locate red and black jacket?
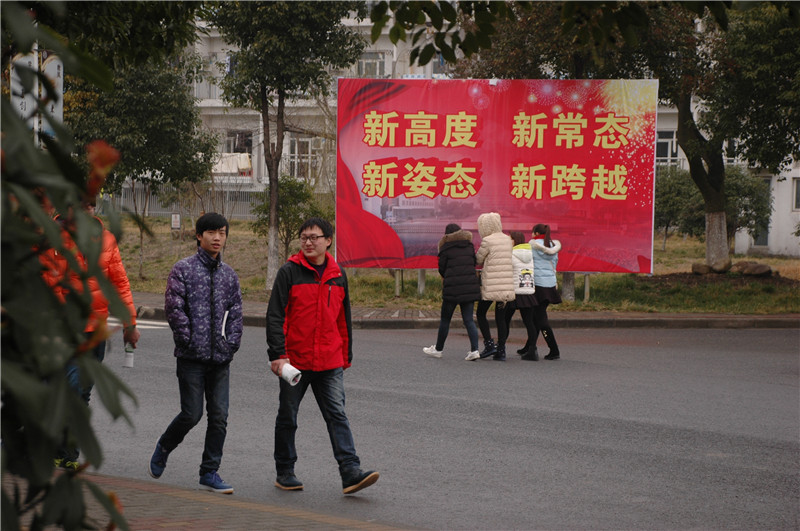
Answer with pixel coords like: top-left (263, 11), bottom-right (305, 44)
top-left (266, 251), bottom-right (352, 371)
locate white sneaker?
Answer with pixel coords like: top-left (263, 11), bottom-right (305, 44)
top-left (423, 345), bottom-right (442, 358)
top-left (465, 350), bottom-right (480, 361)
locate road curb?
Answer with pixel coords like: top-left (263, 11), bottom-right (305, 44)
top-left (142, 307), bottom-right (798, 330)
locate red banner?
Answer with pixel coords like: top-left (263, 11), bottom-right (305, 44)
top-left (336, 79), bottom-right (658, 273)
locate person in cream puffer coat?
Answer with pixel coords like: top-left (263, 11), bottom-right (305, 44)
top-left (475, 212), bottom-right (515, 360)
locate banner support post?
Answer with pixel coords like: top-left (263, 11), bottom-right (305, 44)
top-left (394, 270), bottom-right (401, 297)
top-left (562, 272), bottom-right (575, 302)
top-left (584, 273), bottom-right (592, 303)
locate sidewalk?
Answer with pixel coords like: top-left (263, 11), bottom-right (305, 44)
top-left (132, 291), bottom-right (800, 329)
top-left (2, 472), bottom-right (400, 531)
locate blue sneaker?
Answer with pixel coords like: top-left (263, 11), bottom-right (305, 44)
top-left (148, 443), bottom-right (169, 479)
top-left (199, 471), bottom-right (234, 494)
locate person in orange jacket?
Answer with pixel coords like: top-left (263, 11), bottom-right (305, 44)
top-left (41, 200), bottom-right (140, 469)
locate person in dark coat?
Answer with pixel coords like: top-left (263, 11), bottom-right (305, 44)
top-left (423, 223), bottom-right (482, 361)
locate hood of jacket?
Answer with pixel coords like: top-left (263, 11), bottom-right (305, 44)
top-left (438, 229), bottom-right (473, 252)
top-left (477, 212), bottom-right (502, 238)
top-left (530, 239), bottom-right (562, 254)
top-left (512, 243), bottom-right (533, 262)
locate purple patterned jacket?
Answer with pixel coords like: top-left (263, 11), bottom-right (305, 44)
top-left (165, 247), bottom-right (243, 364)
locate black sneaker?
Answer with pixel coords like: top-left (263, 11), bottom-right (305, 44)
top-left (342, 468), bottom-right (379, 494)
top-left (479, 340), bottom-right (497, 359)
top-left (521, 347), bottom-right (539, 361)
top-left (544, 352), bottom-right (560, 360)
top-left (275, 473), bottom-right (304, 491)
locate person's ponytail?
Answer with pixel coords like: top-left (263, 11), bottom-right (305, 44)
top-left (532, 223), bottom-right (553, 248)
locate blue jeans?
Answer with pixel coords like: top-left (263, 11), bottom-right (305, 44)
top-left (66, 337), bottom-right (106, 403)
top-left (159, 358), bottom-right (230, 476)
top-left (274, 367), bottom-right (360, 475)
top-left (59, 336), bottom-right (106, 461)
top-left (435, 300), bottom-right (479, 351)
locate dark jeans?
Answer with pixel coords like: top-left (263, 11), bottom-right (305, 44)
top-left (159, 358), bottom-right (230, 476)
top-left (274, 367), bottom-right (360, 475)
top-left (59, 336), bottom-right (106, 461)
top-left (435, 300), bottom-right (479, 351)
top-left (505, 301), bottom-right (538, 347)
top-left (476, 300), bottom-right (509, 346)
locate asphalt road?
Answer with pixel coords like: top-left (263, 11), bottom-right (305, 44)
top-left (91, 322), bottom-right (799, 529)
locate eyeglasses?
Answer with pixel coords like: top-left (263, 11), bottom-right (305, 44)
top-left (299, 234), bottom-right (325, 243)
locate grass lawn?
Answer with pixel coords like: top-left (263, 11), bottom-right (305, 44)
top-left (117, 218), bottom-right (799, 315)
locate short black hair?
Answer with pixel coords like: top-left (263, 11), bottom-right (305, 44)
top-left (299, 217), bottom-right (333, 249)
top-left (196, 212), bottom-right (229, 246)
top-left (445, 223), bottom-right (461, 234)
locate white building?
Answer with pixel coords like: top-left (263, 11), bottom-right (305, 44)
top-left (656, 104), bottom-right (800, 257)
top-left (174, 15), bottom-right (800, 256)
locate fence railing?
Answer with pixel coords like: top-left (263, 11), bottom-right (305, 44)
top-left (100, 183), bottom-right (262, 221)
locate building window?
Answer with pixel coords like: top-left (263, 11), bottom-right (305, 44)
top-left (195, 52), bottom-right (221, 100)
top-left (287, 135), bottom-right (326, 182)
top-left (224, 131), bottom-right (252, 154)
top-left (357, 51), bottom-right (386, 78)
top-left (656, 130), bottom-right (679, 166)
top-left (794, 178), bottom-right (800, 211)
top-left (432, 52), bottom-right (450, 76)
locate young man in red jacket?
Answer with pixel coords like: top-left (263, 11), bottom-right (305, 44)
top-left (266, 217), bottom-right (379, 495)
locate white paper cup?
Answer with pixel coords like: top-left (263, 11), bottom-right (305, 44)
top-left (280, 363), bottom-right (302, 386)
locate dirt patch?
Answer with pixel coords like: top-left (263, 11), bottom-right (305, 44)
top-left (639, 272), bottom-right (800, 289)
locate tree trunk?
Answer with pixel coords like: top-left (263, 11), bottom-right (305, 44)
top-left (262, 87), bottom-right (286, 295)
top-left (705, 212), bottom-right (730, 271)
top-left (674, 91), bottom-right (729, 268)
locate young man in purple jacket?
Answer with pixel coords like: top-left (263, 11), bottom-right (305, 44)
top-left (149, 213), bottom-right (243, 494)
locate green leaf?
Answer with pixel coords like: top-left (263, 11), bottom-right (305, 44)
top-left (63, 377), bottom-right (104, 467)
top-left (41, 473), bottom-right (86, 529)
top-left (81, 356), bottom-right (137, 425)
top-left (440, 42), bottom-right (456, 64)
top-left (440, 1), bottom-right (458, 22)
top-left (370, 1), bottom-right (388, 22)
top-left (1, 2), bottom-right (38, 52)
top-left (86, 482), bottom-right (130, 531)
top-left (1, 490), bottom-right (21, 531)
top-left (421, 2), bottom-right (443, 30)
top-left (418, 43), bottom-right (436, 66)
top-left (5, 185), bottom-right (64, 254)
top-left (409, 46), bottom-right (420, 65)
top-left (371, 14), bottom-right (389, 42)
top-left (0, 361), bottom-right (51, 421)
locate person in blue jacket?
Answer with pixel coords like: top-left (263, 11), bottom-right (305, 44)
top-left (529, 223), bottom-right (562, 360)
top-left (149, 212), bottom-right (243, 494)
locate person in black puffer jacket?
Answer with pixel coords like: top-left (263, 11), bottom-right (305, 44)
top-left (423, 223), bottom-right (482, 361)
